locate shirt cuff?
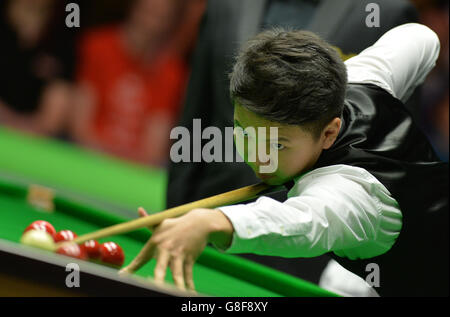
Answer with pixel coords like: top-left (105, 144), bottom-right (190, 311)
top-left (215, 203), bottom-right (260, 254)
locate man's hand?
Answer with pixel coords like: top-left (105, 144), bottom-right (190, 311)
top-left (119, 207), bottom-right (234, 291)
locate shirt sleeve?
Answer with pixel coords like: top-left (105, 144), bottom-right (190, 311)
top-left (345, 23), bottom-right (440, 103)
top-left (217, 165), bottom-right (403, 260)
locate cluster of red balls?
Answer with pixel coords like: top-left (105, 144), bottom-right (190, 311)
top-left (22, 220), bottom-right (125, 268)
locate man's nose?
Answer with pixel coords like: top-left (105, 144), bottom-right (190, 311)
top-left (255, 155), bottom-right (270, 167)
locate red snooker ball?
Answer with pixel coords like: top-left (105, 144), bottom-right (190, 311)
top-left (100, 242), bottom-right (125, 267)
top-left (24, 220), bottom-right (56, 237)
top-left (81, 240), bottom-right (101, 259)
top-left (54, 230), bottom-right (77, 243)
top-left (56, 243), bottom-right (87, 260)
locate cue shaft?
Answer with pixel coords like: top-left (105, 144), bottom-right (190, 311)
top-left (65, 182), bottom-right (271, 247)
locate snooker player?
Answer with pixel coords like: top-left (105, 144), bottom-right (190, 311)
top-left (120, 23), bottom-right (448, 296)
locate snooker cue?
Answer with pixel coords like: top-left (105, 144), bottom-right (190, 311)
top-left (59, 182), bottom-right (272, 249)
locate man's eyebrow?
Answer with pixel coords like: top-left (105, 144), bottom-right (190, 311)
top-left (234, 120), bottom-right (289, 142)
top-left (269, 136), bottom-right (290, 143)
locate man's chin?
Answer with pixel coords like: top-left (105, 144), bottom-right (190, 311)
top-left (263, 179), bottom-right (284, 186)
top-left (255, 172), bottom-right (293, 186)
top-left (257, 176), bottom-right (284, 186)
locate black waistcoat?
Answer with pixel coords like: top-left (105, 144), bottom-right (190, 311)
top-left (314, 83), bottom-right (449, 296)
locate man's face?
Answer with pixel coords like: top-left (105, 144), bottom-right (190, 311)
top-left (234, 104), bottom-right (326, 185)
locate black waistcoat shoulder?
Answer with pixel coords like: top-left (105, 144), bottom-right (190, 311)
top-left (314, 83), bottom-right (449, 296)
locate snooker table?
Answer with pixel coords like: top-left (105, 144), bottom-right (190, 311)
top-left (0, 126), bottom-right (166, 214)
top-left (0, 127), bottom-right (337, 297)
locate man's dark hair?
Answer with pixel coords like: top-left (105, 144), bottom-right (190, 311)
top-left (230, 28), bottom-right (348, 139)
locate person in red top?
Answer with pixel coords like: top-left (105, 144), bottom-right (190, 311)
top-left (71, 0), bottom-right (197, 166)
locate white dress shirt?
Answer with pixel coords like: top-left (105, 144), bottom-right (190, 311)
top-left (217, 24), bottom-right (440, 261)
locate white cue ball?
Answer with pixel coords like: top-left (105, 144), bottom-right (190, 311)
top-left (20, 229), bottom-right (56, 251)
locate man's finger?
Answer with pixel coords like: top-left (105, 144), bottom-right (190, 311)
top-left (184, 258), bottom-right (196, 292)
top-left (119, 238), bottom-right (154, 275)
top-left (154, 248), bottom-right (170, 284)
top-left (138, 207), bottom-right (156, 231)
top-left (138, 207), bottom-right (148, 217)
top-left (170, 256), bottom-right (186, 291)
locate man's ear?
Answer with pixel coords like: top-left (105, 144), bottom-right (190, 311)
top-left (322, 117), bottom-right (341, 150)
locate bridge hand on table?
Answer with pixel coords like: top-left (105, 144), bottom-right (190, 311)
top-left (119, 207), bottom-right (221, 291)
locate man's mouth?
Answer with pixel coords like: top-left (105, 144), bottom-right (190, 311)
top-left (256, 173), bottom-right (274, 180)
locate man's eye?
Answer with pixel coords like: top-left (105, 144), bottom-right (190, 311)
top-left (271, 143), bottom-right (285, 150)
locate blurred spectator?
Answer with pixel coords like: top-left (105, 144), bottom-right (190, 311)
top-left (70, 0), bottom-right (205, 166)
top-left (0, 0), bottom-right (77, 136)
top-left (411, 0), bottom-right (449, 161)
